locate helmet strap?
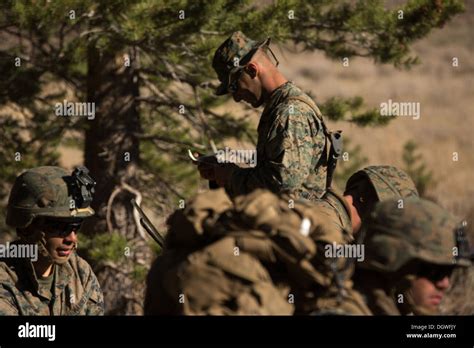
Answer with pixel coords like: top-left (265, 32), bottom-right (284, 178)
top-left (38, 234), bottom-right (55, 264)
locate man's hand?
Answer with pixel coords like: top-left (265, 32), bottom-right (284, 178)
top-left (197, 162), bottom-right (216, 181)
top-left (191, 151), bottom-right (238, 188)
top-left (214, 163), bottom-right (238, 187)
top-left (192, 153), bottom-right (218, 181)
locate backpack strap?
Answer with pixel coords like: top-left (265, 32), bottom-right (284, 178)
top-left (286, 96), bottom-right (330, 136)
top-left (286, 95), bottom-right (343, 190)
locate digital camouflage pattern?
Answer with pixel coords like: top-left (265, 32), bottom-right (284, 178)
top-left (6, 166), bottom-right (94, 229)
top-left (292, 165), bottom-right (419, 314)
top-left (212, 31), bottom-right (269, 96)
top-left (212, 32), bottom-right (329, 200)
top-left (0, 249), bottom-right (104, 315)
top-left (346, 165), bottom-right (419, 203)
top-left (360, 198), bottom-right (471, 273)
top-left (225, 81), bottom-right (328, 200)
top-left (354, 198), bottom-right (471, 315)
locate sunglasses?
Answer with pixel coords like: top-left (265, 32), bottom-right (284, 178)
top-left (40, 218), bottom-right (83, 237)
top-left (227, 45), bottom-right (280, 94)
top-left (227, 68), bottom-right (244, 94)
top-left (416, 264), bottom-right (455, 282)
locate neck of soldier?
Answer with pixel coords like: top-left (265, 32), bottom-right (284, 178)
top-left (261, 69), bottom-right (288, 103)
top-left (34, 256), bottom-right (54, 278)
top-left (344, 195), bottom-right (362, 234)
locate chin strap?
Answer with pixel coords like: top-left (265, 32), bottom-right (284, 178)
top-left (37, 233), bottom-right (55, 264)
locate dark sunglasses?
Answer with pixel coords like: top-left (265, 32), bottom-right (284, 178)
top-left (227, 45), bottom-right (280, 94)
top-left (40, 218), bottom-right (83, 236)
top-left (416, 264), bottom-right (455, 282)
top-left (227, 68), bottom-right (244, 94)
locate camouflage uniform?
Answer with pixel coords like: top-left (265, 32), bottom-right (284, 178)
top-left (354, 198), bottom-right (471, 315)
top-left (212, 31), bottom-right (329, 200)
top-left (0, 249), bottom-right (104, 315)
top-left (0, 166), bottom-right (104, 315)
top-left (295, 165), bottom-right (419, 314)
top-left (440, 207), bottom-right (474, 315)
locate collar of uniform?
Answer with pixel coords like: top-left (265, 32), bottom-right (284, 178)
top-left (52, 254), bottom-right (74, 295)
top-left (262, 81), bottom-right (293, 115)
top-left (23, 254), bottom-right (74, 300)
top-left (323, 188), bottom-right (353, 240)
top-left (257, 81), bottom-right (294, 138)
top-left (22, 258), bottom-right (51, 299)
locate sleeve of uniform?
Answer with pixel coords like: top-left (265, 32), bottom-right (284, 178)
top-left (226, 103), bottom-right (325, 196)
top-left (0, 264), bottom-right (20, 315)
top-left (0, 287), bottom-right (19, 315)
top-left (76, 256), bottom-right (105, 316)
top-left (84, 267), bottom-right (105, 315)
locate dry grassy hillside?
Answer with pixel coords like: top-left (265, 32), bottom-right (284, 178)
top-left (288, 10), bottom-right (473, 216)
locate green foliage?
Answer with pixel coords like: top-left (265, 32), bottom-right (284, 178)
top-left (402, 140), bottom-right (436, 197)
top-left (132, 264), bottom-right (149, 282)
top-left (78, 232), bottom-right (128, 264)
top-left (334, 138), bottom-right (368, 190)
top-left (287, 0), bottom-right (464, 68)
top-left (320, 96), bottom-right (389, 127)
top-left (149, 239), bottom-right (163, 257)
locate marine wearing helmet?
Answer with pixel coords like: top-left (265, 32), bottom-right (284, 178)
top-left (354, 198), bottom-right (471, 315)
top-left (0, 166), bottom-right (104, 315)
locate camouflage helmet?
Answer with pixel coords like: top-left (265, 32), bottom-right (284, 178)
top-left (345, 165), bottom-right (419, 202)
top-left (359, 198), bottom-right (471, 273)
top-left (6, 166), bottom-right (95, 228)
top-left (212, 31), bottom-right (270, 96)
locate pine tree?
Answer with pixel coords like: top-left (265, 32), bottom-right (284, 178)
top-left (402, 140), bottom-right (436, 197)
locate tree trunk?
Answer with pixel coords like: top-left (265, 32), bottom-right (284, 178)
top-left (85, 44), bottom-right (150, 315)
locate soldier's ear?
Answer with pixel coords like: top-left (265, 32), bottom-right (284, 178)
top-left (245, 63), bottom-right (258, 79)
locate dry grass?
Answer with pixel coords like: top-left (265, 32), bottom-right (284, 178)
top-left (277, 4), bottom-right (474, 217)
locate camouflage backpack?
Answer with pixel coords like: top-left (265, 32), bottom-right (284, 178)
top-left (165, 188), bottom-right (337, 288)
top-left (162, 188), bottom-right (365, 315)
top-left (145, 236), bottom-right (293, 315)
